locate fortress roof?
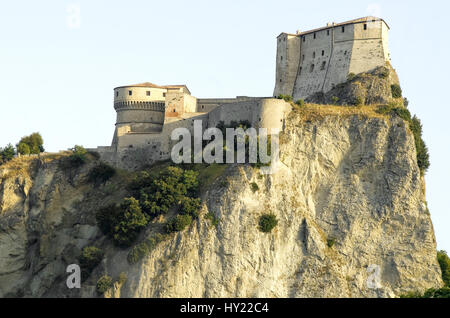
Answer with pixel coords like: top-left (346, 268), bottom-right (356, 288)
top-left (278, 16), bottom-right (389, 38)
top-left (114, 82), bottom-right (191, 94)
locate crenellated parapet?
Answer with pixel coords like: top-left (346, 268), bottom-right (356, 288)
top-left (114, 101), bottom-right (165, 112)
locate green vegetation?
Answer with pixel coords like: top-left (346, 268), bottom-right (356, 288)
top-left (347, 73), bottom-right (356, 81)
top-left (205, 212), bottom-right (219, 228)
top-left (96, 275), bottom-right (113, 294)
top-left (88, 162), bottom-right (116, 185)
top-left (331, 96), bottom-right (339, 105)
top-left (250, 182), bottom-right (259, 193)
top-left (376, 104), bottom-right (430, 174)
top-left (354, 96), bottom-right (364, 106)
top-left (127, 234), bottom-right (166, 264)
top-left (66, 145), bottom-right (88, 168)
top-left (258, 214), bottom-right (278, 233)
top-left (165, 214), bottom-right (193, 233)
top-left (0, 144), bottom-right (15, 165)
top-left (295, 99), bottom-right (305, 107)
top-left (277, 94), bottom-right (293, 102)
top-left (327, 237), bottom-right (336, 248)
top-left (401, 250), bottom-right (450, 298)
top-left (79, 246), bottom-right (104, 280)
top-left (96, 197), bottom-right (148, 247)
top-left (391, 84), bottom-right (402, 98)
top-left (16, 132), bottom-right (44, 155)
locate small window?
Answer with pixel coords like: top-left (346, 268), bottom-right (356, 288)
top-left (202, 105), bottom-right (205, 109)
top-left (314, 32), bottom-right (316, 39)
top-left (303, 36), bottom-right (305, 42)
top-left (327, 29), bottom-right (330, 36)
top-left (313, 52), bottom-right (315, 58)
top-left (173, 109), bottom-right (176, 112)
top-left (146, 91), bottom-right (151, 96)
top-left (128, 90), bottom-right (132, 96)
top-left (163, 93), bottom-right (166, 97)
top-left (116, 91), bottom-right (118, 97)
top-left (322, 50), bottom-right (325, 56)
top-left (321, 61), bottom-right (326, 70)
top-left (280, 56), bottom-right (283, 61)
top-left (299, 67), bottom-right (302, 75)
top-left (302, 54), bottom-right (305, 62)
top-left (280, 79), bottom-right (282, 83)
top-left (364, 24), bottom-right (367, 30)
top-left (342, 26), bottom-right (345, 33)
top-left (310, 64), bottom-right (314, 72)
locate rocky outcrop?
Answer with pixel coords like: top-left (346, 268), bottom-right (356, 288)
top-left (0, 106), bottom-right (443, 298)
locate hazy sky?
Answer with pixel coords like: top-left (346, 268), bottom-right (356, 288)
top-left (1, 0), bottom-right (449, 251)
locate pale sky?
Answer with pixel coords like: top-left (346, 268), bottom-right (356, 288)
top-left (0, 0), bottom-right (449, 251)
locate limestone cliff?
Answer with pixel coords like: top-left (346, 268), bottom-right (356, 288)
top-left (0, 105), bottom-right (443, 298)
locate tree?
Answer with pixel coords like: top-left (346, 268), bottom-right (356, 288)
top-left (17, 132), bottom-right (44, 155)
top-left (437, 250), bottom-right (450, 287)
top-left (1, 144), bottom-right (15, 163)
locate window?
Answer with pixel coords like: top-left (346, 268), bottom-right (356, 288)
top-left (281, 56), bottom-right (283, 61)
top-left (128, 90), bottom-right (132, 96)
top-left (321, 61), bottom-right (326, 70)
top-left (327, 29), bottom-right (330, 36)
top-left (299, 67), bottom-right (302, 75)
top-left (173, 109), bottom-right (176, 112)
top-left (322, 50), bottom-right (325, 56)
top-left (314, 32), bottom-right (316, 39)
top-left (280, 79), bottom-right (282, 83)
top-left (310, 64), bottom-right (314, 72)
top-left (303, 36), bottom-right (305, 42)
top-left (313, 52), bottom-right (315, 58)
top-left (116, 91), bottom-right (118, 97)
top-left (364, 23), bottom-right (367, 30)
top-left (146, 91), bottom-right (151, 96)
top-left (342, 26), bottom-right (345, 33)
top-left (302, 54), bottom-right (305, 62)
top-left (163, 93), bottom-right (166, 97)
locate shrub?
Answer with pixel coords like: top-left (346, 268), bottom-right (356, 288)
top-left (79, 246), bottom-right (104, 273)
top-left (327, 237), bottom-right (336, 248)
top-left (354, 96), bottom-right (364, 106)
top-left (250, 182), bottom-right (259, 193)
top-left (96, 275), bottom-right (113, 294)
top-left (180, 197), bottom-right (202, 218)
top-left (127, 242), bottom-right (149, 264)
top-left (391, 84), bottom-right (402, 98)
top-left (258, 214), bottom-right (278, 233)
top-left (347, 73), bottom-right (356, 81)
top-left (278, 94), bottom-right (293, 102)
top-left (96, 197), bottom-right (148, 247)
top-left (205, 212), bottom-right (219, 228)
top-left (0, 144), bottom-right (15, 163)
top-left (165, 214), bottom-right (192, 233)
top-left (88, 162), bottom-right (116, 184)
top-left (410, 116), bottom-right (430, 174)
top-left (331, 96), bottom-right (339, 105)
top-left (67, 145), bottom-right (88, 168)
top-left (438, 250), bottom-right (450, 287)
top-left (16, 132), bottom-right (44, 155)
top-left (295, 99), bottom-right (305, 107)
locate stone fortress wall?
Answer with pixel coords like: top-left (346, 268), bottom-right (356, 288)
top-left (273, 17), bottom-right (391, 100)
top-left (91, 16), bottom-right (390, 170)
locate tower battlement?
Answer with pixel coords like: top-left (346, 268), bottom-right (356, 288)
top-left (273, 16), bottom-right (391, 100)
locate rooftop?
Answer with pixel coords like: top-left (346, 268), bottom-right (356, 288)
top-left (278, 16), bottom-right (389, 38)
top-left (114, 82), bottom-right (191, 94)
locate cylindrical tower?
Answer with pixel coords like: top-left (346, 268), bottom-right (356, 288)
top-left (113, 83), bottom-right (167, 136)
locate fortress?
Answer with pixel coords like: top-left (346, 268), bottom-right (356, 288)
top-left (92, 16), bottom-right (391, 170)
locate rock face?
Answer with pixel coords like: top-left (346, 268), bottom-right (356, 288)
top-left (0, 107), bottom-right (443, 298)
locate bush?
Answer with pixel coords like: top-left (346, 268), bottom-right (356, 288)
top-left (96, 197), bottom-right (148, 247)
top-left (347, 73), bottom-right (356, 81)
top-left (16, 132), bottom-right (44, 155)
top-left (67, 145), bottom-right (88, 168)
top-left (250, 182), bottom-right (259, 193)
top-left (96, 275), bottom-right (113, 294)
top-left (79, 246), bottom-right (104, 273)
top-left (278, 94), bottom-right (293, 102)
top-left (327, 237), bottom-right (336, 248)
top-left (410, 116), bottom-right (430, 173)
top-left (180, 197), bottom-right (202, 218)
top-left (331, 96), bottom-right (339, 105)
top-left (127, 242), bottom-right (149, 264)
top-left (438, 250), bottom-right (450, 287)
top-left (295, 99), bottom-right (305, 107)
top-left (89, 162), bottom-right (116, 184)
top-left (258, 214), bottom-right (278, 233)
top-left (0, 144), bottom-right (15, 164)
top-left (205, 212), bottom-right (219, 228)
top-left (165, 214), bottom-right (192, 233)
top-left (391, 84), bottom-right (402, 98)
